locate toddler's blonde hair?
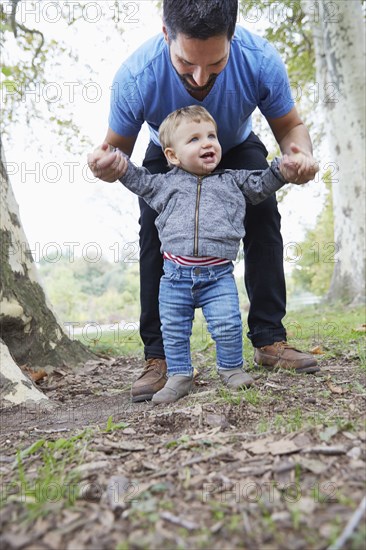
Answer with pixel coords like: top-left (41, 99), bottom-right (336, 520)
top-left (159, 106), bottom-right (217, 150)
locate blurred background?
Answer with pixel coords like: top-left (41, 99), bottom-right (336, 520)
top-left (1, 0), bottom-right (364, 331)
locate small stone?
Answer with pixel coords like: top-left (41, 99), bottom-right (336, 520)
top-left (122, 428), bottom-right (136, 435)
top-left (347, 447), bottom-right (362, 459)
top-left (271, 511), bottom-right (291, 522)
top-left (349, 459), bottom-right (366, 469)
top-left (295, 497), bottom-right (316, 514)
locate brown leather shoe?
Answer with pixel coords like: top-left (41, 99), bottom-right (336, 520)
top-left (254, 341), bottom-right (320, 374)
top-left (131, 358), bottom-right (168, 402)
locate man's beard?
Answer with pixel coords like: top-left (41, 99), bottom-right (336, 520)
top-left (178, 73), bottom-right (218, 93)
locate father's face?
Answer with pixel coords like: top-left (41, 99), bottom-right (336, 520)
top-left (163, 28), bottom-right (231, 91)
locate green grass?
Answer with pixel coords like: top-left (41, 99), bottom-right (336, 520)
top-left (2, 430), bottom-right (94, 521)
top-left (283, 304), bottom-right (365, 359)
top-left (78, 304), bottom-right (365, 367)
top-left (104, 415), bottom-right (129, 433)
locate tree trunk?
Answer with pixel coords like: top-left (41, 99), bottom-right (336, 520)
top-left (0, 138), bottom-right (94, 407)
top-left (304, 0), bottom-right (366, 304)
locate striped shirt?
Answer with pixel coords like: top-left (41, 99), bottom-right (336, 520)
top-left (163, 252), bottom-right (230, 267)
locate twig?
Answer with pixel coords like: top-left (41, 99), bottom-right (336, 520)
top-left (160, 511), bottom-right (199, 531)
top-left (303, 446), bottom-right (347, 455)
top-left (328, 495), bottom-right (366, 550)
top-left (148, 449), bottom-right (229, 478)
top-left (33, 427), bottom-right (70, 434)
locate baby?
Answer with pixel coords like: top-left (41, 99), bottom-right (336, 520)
top-left (113, 106), bottom-right (304, 404)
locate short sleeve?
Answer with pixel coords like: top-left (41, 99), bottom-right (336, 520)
top-left (108, 65), bottom-right (144, 137)
top-left (257, 42), bottom-right (294, 119)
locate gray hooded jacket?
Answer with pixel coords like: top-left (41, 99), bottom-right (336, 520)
top-left (120, 158), bottom-right (287, 260)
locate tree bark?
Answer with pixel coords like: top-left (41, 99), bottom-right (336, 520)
top-left (0, 138), bottom-right (94, 407)
top-left (304, 0), bottom-right (366, 304)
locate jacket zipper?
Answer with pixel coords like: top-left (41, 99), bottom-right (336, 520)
top-left (194, 176), bottom-right (203, 256)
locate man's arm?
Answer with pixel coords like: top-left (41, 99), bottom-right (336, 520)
top-left (267, 107), bottom-right (318, 183)
top-left (87, 128), bottom-right (138, 183)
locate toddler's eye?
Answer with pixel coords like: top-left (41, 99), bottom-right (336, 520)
top-left (189, 137), bottom-right (199, 142)
top-left (208, 134), bottom-right (217, 139)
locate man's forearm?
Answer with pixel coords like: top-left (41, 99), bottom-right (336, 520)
top-left (279, 123), bottom-right (313, 156)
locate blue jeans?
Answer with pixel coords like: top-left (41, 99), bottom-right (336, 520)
top-left (159, 260), bottom-right (243, 376)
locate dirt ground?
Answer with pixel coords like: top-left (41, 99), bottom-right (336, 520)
top-left (1, 353), bottom-right (365, 550)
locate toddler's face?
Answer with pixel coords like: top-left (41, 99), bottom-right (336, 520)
top-left (166, 118), bottom-right (222, 175)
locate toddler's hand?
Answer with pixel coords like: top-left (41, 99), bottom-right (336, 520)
top-left (280, 143), bottom-right (319, 184)
top-left (87, 143), bottom-right (128, 182)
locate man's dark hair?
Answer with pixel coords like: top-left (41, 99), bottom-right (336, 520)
top-left (163, 0), bottom-right (238, 41)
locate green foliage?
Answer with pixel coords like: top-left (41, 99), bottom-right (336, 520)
top-left (1, 0), bottom-right (92, 149)
top-left (238, 1), bottom-right (323, 153)
top-left (289, 173), bottom-right (334, 296)
top-left (104, 416), bottom-right (129, 433)
top-left (240, 0), bottom-right (315, 88)
top-left (8, 431), bottom-right (92, 520)
top-left (38, 254), bottom-right (140, 324)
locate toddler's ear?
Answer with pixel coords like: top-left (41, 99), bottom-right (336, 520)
top-left (164, 147), bottom-right (180, 167)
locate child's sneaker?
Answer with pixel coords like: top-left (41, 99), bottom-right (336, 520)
top-left (218, 368), bottom-right (254, 389)
top-left (152, 374), bottom-right (193, 404)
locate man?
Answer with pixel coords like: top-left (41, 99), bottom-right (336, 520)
top-left (88, 0), bottom-right (319, 403)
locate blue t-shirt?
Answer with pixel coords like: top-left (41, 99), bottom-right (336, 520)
top-left (109, 26), bottom-right (294, 154)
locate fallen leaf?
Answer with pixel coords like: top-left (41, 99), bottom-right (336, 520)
top-left (243, 437), bottom-right (300, 456)
top-left (71, 460), bottom-right (110, 478)
top-left (43, 531), bottom-right (63, 550)
top-left (273, 458), bottom-right (295, 483)
top-left (22, 366), bottom-right (48, 382)
top-left (116, 441), bottom-right (145, 452)
top-left (205, 413), bottom-right (229, 428)
top-left (0, 534), bottom-right (33, 549)
top-left (31, 369), bottom-right (48, 382)
top-left (160, 511), bottom-right (199, 531)
top-left (271, 511), bottom-right (291, 522)
top-left (326, 381), bottom-right (348, 394)
top-left (291, 433), bottom-right (312, 448)
top-left (98, 509), bottom-right (115, 529)
top-left (105, 476), bottom-right (131, 511)
top-left (293, 496), bottom-right (316, 514)
top-left (349, 459), bottom-right (366, 469)
top-left (319, 425), bottom-right (338, 442)
top-left (352, 324), bottom-right (366, 333)
top-left (141, 461), bottom-right (160, 471)
top-left (310, 345), bottom-right (324, 355)
top-left (346, 447), bottom-right (362, 459)
top-left (122, 428), bottom-right (136, 435)
top-left (295, 456), bottom-right (328, 474)
top-left (210, 520), bottom-right (224, 533)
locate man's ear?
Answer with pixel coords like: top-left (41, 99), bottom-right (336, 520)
top-left (164, 147), bottom-right (180, 167)
top-left (162, 25), bottom-right (169, 43)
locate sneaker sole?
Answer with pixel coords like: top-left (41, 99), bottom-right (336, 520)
top-left (253, 362), bottom-right (320, 374)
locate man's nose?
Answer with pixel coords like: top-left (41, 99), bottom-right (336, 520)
top-left (192, 67), bottom-right (210, 86)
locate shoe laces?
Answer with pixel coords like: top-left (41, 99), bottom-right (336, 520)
top-left (142, 358), bottom-right (164, 373)
top-left (273, 341), bottom-right (293, 350)
top-left (272, 341), bottom-right (301, 353)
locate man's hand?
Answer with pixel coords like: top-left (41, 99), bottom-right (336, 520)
top-left (281, 143), bottom-right (319, 184)
top-left (87, 142), bottom-right (128, 182)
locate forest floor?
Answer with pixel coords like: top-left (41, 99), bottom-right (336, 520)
top-left (1, 306), bottom-right (365, 550)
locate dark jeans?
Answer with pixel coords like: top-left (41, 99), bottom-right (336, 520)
top-left (138, 132), bottom-right (287, 359)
